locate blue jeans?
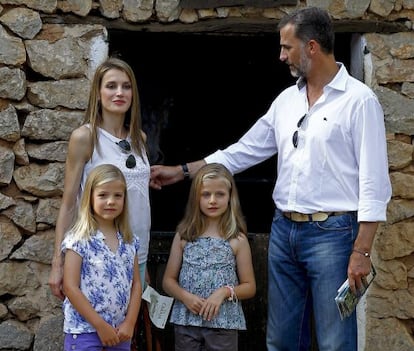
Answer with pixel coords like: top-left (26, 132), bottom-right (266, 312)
top-left (266, 209), bottom-right (358, 351)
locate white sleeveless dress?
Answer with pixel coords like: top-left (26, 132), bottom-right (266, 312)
top-left (80, 126), bottom-right (151, 265)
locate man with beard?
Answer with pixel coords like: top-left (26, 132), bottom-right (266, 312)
top-left (150, 7), bottom-right (391, 351)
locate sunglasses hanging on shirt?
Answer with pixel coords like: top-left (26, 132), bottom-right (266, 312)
top-left (116, 140), bottom-right (136, 168)
top-left (292, 114), bottom-right (307, 148)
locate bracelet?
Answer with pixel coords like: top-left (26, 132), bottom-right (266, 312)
top-left (353, 249), bottom-right (370, 258)
top-left (225, 285), bottom-right (238, 303)
top-left (225, 285), bottom-right (233, 301)
top-left (181, 164), bottom-right (190, 180)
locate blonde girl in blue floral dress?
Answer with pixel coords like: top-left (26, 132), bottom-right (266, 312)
top-left (62, 164), bottom-right (141, 351)
top-left (163, 163), bottom-right (256, 351)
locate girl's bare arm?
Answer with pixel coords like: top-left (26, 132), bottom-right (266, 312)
top-left (232, 233), bottom-right (256, 300)
top-left (163, 233), bottom-right (205, 315)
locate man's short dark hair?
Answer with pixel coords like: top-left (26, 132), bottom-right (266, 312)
top-left (278, 7), bottom-right (335, 54)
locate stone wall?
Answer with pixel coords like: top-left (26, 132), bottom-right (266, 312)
top-left (0, 1), bottom-right (414, 350)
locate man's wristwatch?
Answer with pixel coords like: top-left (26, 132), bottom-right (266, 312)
top-left (181, 164), bottom-right (190, 180)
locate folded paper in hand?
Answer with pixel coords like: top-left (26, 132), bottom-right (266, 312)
top-left (335, 265), bottom-right (376, 320)
top-left (142, 285), bottom-right (174, 329)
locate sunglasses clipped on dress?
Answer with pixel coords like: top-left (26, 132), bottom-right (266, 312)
top-left (116, 139), bottom-right (136, 168)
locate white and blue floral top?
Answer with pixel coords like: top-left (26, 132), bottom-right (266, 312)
top-left (170, 236), bottom-right (246, 330)
top-left (61, 230), bottom-right (140, 334)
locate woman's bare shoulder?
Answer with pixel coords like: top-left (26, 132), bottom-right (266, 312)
top-left (67, 125), bottom-right (93, 161)
top-left (70, 125), bottom-right (92, 143)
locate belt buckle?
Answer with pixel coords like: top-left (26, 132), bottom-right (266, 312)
top-left (284, 211), bottom-right (330, 222)
top-left (290, 212), bottom-right (309, 222)
top-left (312, 212), bottom-right (328, 221)
top-left (290, 212), bottom-right (306, 221)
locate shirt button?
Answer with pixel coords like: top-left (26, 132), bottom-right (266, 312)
top-left (71, 346), bottom-right (76, 350)
top-left (72, 334), bottom-right (77, 339)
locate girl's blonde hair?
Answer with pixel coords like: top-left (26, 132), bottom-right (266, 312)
top-left (177, 163), bottom-right (247, 241)
top-left (70, 164), bottom-right (133, 243)
top-left (85, 57), bottom-right (147, 161)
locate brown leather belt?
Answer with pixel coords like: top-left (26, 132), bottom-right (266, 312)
top-left (282, 211), bottom-right (350, 222)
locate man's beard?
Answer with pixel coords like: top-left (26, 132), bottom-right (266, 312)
top-left (289, 49), bottom-right (309, 79)
top-left (289, 65), bottom-right (301, 78)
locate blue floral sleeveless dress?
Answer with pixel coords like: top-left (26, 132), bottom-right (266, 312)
top-left (170, 236), bottom-right (246, 330)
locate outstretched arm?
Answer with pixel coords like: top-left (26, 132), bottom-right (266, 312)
top-left (150, 160), bottom-right (206, 190)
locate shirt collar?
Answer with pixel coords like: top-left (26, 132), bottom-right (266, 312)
top-left (296, 62), bottom-right (349, 92)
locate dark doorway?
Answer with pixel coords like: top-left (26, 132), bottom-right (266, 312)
top-left (109, 31), bottom-right (351, 234)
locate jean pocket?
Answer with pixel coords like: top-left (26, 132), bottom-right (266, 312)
top-left (315, 213), bottom-right (354, 231)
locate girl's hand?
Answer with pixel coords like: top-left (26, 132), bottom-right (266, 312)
top-left (182, 291), bottom-right (206, 315)
top-left (96, 321), bottom-right (120, 347)
top-left (116, 321), bottom-right (135, 343)
top-left (199, 287), bottom-right (228, 321)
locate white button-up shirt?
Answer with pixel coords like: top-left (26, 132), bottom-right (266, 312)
top-left (205, 64), bottom-right (391, 222)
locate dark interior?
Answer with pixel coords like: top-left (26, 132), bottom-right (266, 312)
top-left (109, 31), bottom-right (351, 234)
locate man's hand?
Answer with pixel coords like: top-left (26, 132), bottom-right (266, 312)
top-left (150, 160), bottom-right (207, 189)
top-left (150, 165), bottom-right (183, 189)
top-left (347, 251), bottom-right (372, 295)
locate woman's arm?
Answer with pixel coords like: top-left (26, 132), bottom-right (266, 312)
top-left (49, 126), bottom-right (92, 300)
